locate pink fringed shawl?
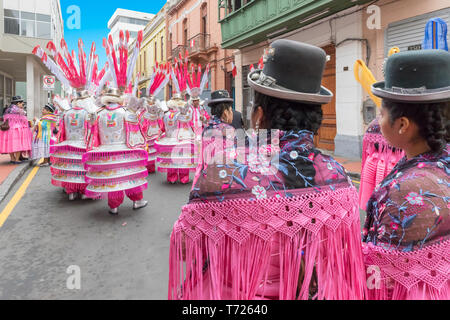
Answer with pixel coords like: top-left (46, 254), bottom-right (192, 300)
top-left (169, 186), bottom-right (367, 300)
top-left (363, 240), bottom-right (449, 300)
top-left (169, 126), bottom-right (367, 300)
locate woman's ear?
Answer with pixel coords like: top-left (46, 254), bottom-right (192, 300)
top-left (398, 116), bottom-right (410, 135)
top-left (254, 106), bottom-right (264, 126)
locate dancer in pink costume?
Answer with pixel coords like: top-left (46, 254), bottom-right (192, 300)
top-left (140, 96), bottom-right (164, 174)
top-left (33, 40), bottom-right (104, 201)
top-left (140, 64), bottom-right (170, 174)
top-left (156, 54), bottom-right (198, 184)
top-left (186, 63), bottom-right (211, 140)
top-left (50, 92), bottom-right (93, 201)
top-left (83, 30), bottom-right (148, 215)
top-left (363, 50), bottom-right (449, 300)
top-left (0, 96), bottom-right (32, 164)
top-left (156, 94), bottom-right (196, 184)
top-left (168, 40), bottom-right (367, 300)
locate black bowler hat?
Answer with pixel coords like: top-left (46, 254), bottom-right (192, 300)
top-left (12, 96), bottom-right (24, 104)
top-left (44, 104), bottom-right (55, 113)
top-left (248, 39), bottom-right (333, 104)
top-left (207, 90), bottom-right (234, 106)
top-left (372, 49), bottom-right (450, 103)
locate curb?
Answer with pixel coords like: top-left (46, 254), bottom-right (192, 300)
top-left (0, 161), bottom-right (33, 205)
top-left (348, 172), bottom-right (361, 181)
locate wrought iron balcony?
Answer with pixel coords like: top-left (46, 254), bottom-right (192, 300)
top-left (187, 33), bottom-right (211, 55)
top-left (171, 44), bottom-right (188, 60)
top-left (171, 34), bottom-right (217, 61)
top-left (218, 0), bottom-right (373, 49)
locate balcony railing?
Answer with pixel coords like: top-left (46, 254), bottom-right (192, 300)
top-left (218, 0), bottom-right (373, 49)
top-left (171, 44), bottom-right (187, 60)
top-left (171, 34), bottom-right (214, 60)
top-left (187, 33), bottom-right (211, 55)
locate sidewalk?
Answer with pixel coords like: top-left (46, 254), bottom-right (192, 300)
top-left (320, 150), bottom-right (362, 180)
top-left (0, 154), bottom-right (33, 204)
top-left (334, 156), bottom-right (362, 180)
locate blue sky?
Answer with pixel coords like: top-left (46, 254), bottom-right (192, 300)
top-left (59, 0), bottom-right (166, 66)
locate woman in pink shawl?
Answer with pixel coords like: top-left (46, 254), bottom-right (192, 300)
top-left (168, 40), bottom-right (367, 300)
top-left (363, 49), bottom-right (450, 300)
top-left (0, 96), bottom-right (32, 163)
top-left (359, 118), bottom-right (404, 210)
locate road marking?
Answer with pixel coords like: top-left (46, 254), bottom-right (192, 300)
top-left (353, 180), bottom-right (361, 185)
top-left (0, 165), bottom-right (40, 228)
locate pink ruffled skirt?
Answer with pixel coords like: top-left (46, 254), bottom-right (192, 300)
top-left (0, 114), bottom-right (32, 154)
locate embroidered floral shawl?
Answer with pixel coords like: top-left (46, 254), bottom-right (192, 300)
top-left (169, 120), bottom-right (367, 300)
top-left (363, 145), bottom-right (450, 300)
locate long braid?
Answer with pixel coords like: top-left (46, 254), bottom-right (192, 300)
top-left (254, 92), bottom-right (323, 188)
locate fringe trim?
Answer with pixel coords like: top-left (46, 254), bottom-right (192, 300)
top-left (50, 156), bottom-right (83, 165)
top-left (50, 144), bottom-right (86, 155)
top-left (84, 159), bottom-right (149, 171)
top-left (157, 157), bottom-right (198, 165)
top-left (158, 167), bottom-right (196, 173)
top-left (51, 167), bottom-right (86, 176)
top-left (169, 219), bottom-right (367, 300)
top-left (84, 183), bottom-right (148, 200)
top-left (82, 149), bottom-right (148, 163)
top-left (85, 170), bottom-right (148, 185)
top-left (168, 187), bottom-right (367, 300)
top-left (51, 179), bottom-right (88, 191)
top-left (155, 143), bottom-right (195, 153)
top-left (363, 240), bottom-right (450, 300)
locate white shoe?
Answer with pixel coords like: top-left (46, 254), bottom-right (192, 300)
top-left (68, 193), bottom-right (77, 201)
top-left (133, 200), bottom-right (148, 210)
top-left (80, 194), bottom-right (89, 200)
top-left (109, 208), bottom-right (119, 215)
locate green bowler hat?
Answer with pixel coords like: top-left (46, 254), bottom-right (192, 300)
top-left (372, 49), bottom-right (450, 103)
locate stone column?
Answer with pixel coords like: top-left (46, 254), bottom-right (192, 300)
top-left (334, 11), bottom-right (365, 159)
top-left (234, 49), bottom-right (243, 114)
top-left (26, 56), bottom-right (35, 120)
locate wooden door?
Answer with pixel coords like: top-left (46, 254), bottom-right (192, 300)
top-left (315, 45), bottom-right (336, 151)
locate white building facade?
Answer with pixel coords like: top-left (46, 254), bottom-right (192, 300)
top-left (108, 8), bottom-right (154, 50)
top-left (0, 0), bottom-right (64, 119)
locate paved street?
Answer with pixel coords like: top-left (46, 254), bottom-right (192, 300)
top-left (0, 166), bottom-right (192, 300)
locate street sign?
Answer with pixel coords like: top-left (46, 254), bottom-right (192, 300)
top-left (43, 75), bottom-right (56, 91)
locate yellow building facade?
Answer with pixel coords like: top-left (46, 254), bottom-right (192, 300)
top-left (132, 5), bottom-right (167, 99)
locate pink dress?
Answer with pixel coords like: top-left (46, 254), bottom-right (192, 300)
top-left (0, 105), bottom-right (32, 154)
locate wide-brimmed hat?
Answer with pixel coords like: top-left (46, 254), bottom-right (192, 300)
top-left (44, 104), bottom-right (56, 113)
top-left (372, 49), bottom-right (450, 103)
top-left (167, 93), bottom-right (186, 109)
top-left (103, 88), bottom-right (122, 98)
top-left (12, 96), bottom-right (24, 104)
top-left (207, 90), bottom-right (234, 106)
top-left (74, 90), bottom-right (91, 101)
top-left (248, 39), bottom-right (333, 104)
top-left (101, 87), bottom-right (124, 105)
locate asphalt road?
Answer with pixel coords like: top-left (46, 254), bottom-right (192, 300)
top-left (0, 166), bottom-right (191, 300)
top-left (0, 165), bottom-right (365, 300)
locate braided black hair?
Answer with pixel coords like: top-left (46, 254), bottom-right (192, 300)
top-left (254, 92), bottom-right (323, 133)
top-left (253, 92), bottom-right (324, 189)
top-left (383, 100), bottom-right (449, 153)
top-left (210, 102), bottom-right (233, 119)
